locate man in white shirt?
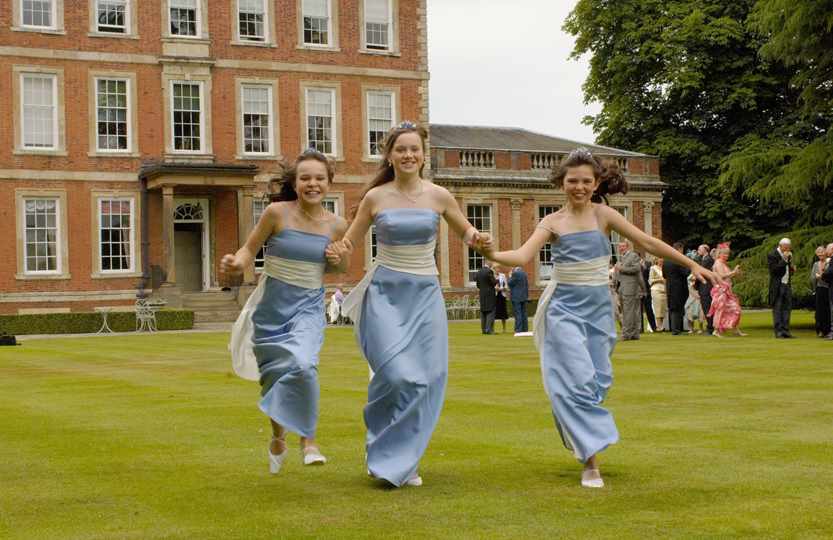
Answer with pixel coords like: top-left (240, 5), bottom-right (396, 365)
top-left (767, 238), bottom-right (796, 338)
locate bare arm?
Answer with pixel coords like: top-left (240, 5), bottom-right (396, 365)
top-left (342, 195), bottom-right (374, 250)
top-left (438, 187), bottom-right (482, 245)
top-left (484, 226), bottom-right (552, 268)
top-left (220, 202), bottom-right (279, 275)
top-left (599, 205), bottom-right (720, 285)
top-left (324, 217), bottom-right (349, 274)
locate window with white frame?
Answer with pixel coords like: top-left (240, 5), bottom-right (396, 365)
top-left (252, 198), bottom-right (268, 270)
top-left (23, 198), bottom-right (60, 274)
top-left (169, 0), bottom-right (198, 37)
top-left (322, 198), bottom-right (338, 215)
top-left (306, 88), bottom-right (335, 155)
top-left (367, 90), bottom-right (393, 157)
top-left (95, 78), bottom-right (129, 152)
top-left (22, 0), bottom-right (55, 28)
top-left (610, 206), bottom-right (629, 261)
top-left (172, 82), bottom-right (203, 152)
top-left (21, 74), bottom-right (58, 150)
top-left (537, 205), bottom-right (560, 281)
top-left (99, 198), bottom-right (134, 272)
top-left (302, 0), bottom-right (330, 46)
top-left (97, 0), bottom-right (127, 33)
top-left (368, 225), bottom-right (377, 263)
top-left (364, 0), bottom-right (391, 50)
top-left (242, 85), bottom-right (272, 154)
top-left (238, 0), bottom-right (266, 41)
top-left (466, 204), bottom-right (492, 283)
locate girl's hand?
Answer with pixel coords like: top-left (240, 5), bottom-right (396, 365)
top-left (220, 253), bottom-right (244, 276)
top-left (325, 240), bottom-right (350, 265)
top-left (693, 265), bottom-right (722, 287)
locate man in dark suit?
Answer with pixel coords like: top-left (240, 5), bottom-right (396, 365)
top-left (615, 242), bottom-right (646, 340)
top-left (695, 244), bottom-right (715, 335)
top-left (508, 266), bottom-right (529, 333)
top-left (476, 262), bottom-right (497, 334)
top-left (768, 238), bottom-right (796, 338)
top-left (663, 242), bottom-right (690, 335)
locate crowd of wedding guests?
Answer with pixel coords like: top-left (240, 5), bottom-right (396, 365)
top-left (611, 239), bottom-right (833, 340)
top-left (476, 262), bottom-right (530, 335)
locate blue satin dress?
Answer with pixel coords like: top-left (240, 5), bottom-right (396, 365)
top-left (252, 229), bottom-right (328, 439)
top-left (359, 209), bottom-right (447, 486)
top-left (542, 230), bottom-right (619, 461)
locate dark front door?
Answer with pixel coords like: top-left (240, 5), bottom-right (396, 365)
top-left (175, 222), bottom-right (202, 292)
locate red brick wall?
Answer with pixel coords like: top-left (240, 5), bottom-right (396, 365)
top-left (494, 151), bottom-right (511, 170)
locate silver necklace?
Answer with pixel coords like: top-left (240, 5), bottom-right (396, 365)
top-left (295, 203), bottom-right (329, 223)
top-left (394, 179), bottom-right (424, 203)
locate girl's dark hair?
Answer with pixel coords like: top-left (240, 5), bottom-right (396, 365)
top-left (549, 148), bottom-right (628, 204)
top-left (352, 121), bottom-right (428, 215)
top-left (270, 148), bottom-right (336, 202)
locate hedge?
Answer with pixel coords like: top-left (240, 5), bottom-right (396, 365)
top-left (0, 310), bottom-right (194, 336)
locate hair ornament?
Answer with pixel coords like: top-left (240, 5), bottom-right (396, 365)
top-left (717, 242), bottom-right (731, 249)
top-left (301, 147), bottom-right (326, 157)
top-left (397, 120), bottom-right (417, 129)
top-left (569, 147), bottom-right (594, 160)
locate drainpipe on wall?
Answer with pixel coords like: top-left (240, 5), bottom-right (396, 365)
top-left (137, 170), bottom-right (150, 299)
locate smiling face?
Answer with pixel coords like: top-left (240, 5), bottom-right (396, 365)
top-left (295, 158), bottom-right (331, 205)
top-left (562, 164), bottom-right (599, 204)
top-left (388, 131), bottom-right (424, 177)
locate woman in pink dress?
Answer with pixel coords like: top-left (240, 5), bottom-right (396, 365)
top-left (709, 243), bottom-right (747, 337)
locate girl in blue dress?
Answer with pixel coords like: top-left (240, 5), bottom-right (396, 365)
top-left (483, 149), bottom-right (717, 488)
top-left (326, 122), bottom-right (491, 488)
top-left (223, 150), bottom-right (347, 474)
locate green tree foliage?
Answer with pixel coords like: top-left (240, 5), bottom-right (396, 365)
top-left (720, 0), bottom-right (833, 225)
top-left (731, 225), bottom-right (833, 307)
top-left (564, 0), bottom-right (800, 249)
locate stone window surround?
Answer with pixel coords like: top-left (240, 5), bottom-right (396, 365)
top-left (161, 0), bottom-right (210, 42)
top-left (231, 0), bottom-right (277, 47)
top-left (299, 80), bottom-right (344, 160)
top-left (162, 70), bottom-right (214, 159)
top-left (359, 0), bottom-right (401, 56)
top-left (361, 84), bottom-right (400, 162)
top-left (463, 199), bottom-right (498, 286)
top-left (235, 77), bottom-right (282, 160)
top-left (15, 188), bottom-right (71, 281)
top-left (88, 70), bottom-right (140, 157)
top-left (88, 0), bottom-right (139, 39)
top-left (90, 190), bottom-right (143, 278)
top-left (12, 0), bottom-right (65, 34)
top-left (296, 0), bottom-right (341, 51)
top-left (12, 65), bottom-right (67, 157)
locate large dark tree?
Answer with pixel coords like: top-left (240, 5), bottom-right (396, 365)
top-left (719, 0), bottom-right (833, 226)
top-left (564, 0), bottom-right (797, 249)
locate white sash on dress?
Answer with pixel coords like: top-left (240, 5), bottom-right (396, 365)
top-left (342, 240), bottom-right (438, 352)
top-left (229, 256), bottom-right (325, 381)
top-left (532, 255), bottom-right (610, 351)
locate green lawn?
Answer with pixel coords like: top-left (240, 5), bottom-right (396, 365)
top-left (1, 311), bottom-right (831, 539)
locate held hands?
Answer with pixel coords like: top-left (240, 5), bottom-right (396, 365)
top-left (325, 238), bottom-right (354, 266)
top-left (220, 253), bottom-right (244, 276)
top-left (467, 230), bottom-right (494, 256)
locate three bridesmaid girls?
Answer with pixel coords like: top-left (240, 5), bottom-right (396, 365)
top-left (482, 148), bottom-right (719, 488)
top-left (223, 149), bottom-right (347, 474)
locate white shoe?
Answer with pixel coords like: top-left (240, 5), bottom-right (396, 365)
top-left (302, 446), bottom-right (327, 466)
top-left (405, 474), bottom-right (423, 487)
top-left (268, 438), bottom-right (288, 474)
top-left (581, 469), bottom-right (604, 488)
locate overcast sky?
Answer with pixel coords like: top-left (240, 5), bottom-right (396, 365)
top-left (426, 0), bottom-right (599, 145)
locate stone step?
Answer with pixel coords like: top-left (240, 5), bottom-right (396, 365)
top-left (194, 310), bottom-right (242, 323)
top-left (183, 299), bottom-right (241, 309)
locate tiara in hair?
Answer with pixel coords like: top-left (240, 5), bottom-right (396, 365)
top-left (569, 147), bottom-right (594, 160)
top-left (300, 147), bottom-right (327, 158)
top-left (397, 120), bottom-right (417, 129)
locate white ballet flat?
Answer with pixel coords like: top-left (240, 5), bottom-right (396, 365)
top-left (405, 474), bottom-right (423, 487)
top-left (302, 446), bottom-right (327, 466)
top-left (581, 469), bottom-right (604, 488)
top-left (268, 437), bottom-right (288, 474)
